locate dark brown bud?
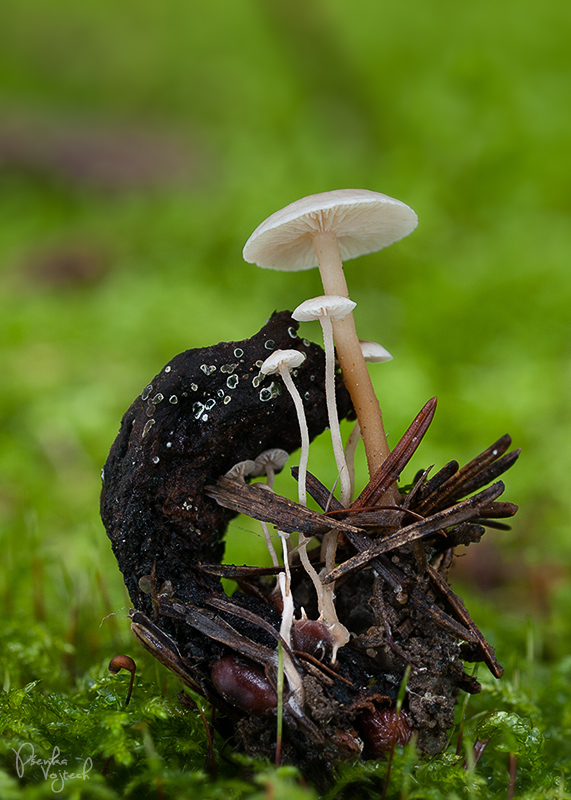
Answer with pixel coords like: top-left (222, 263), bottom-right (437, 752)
top-left (211, 657), bottom-right (277, 715)
top-left (358, 708), bottom-right (412, 756)
top-left (292, 619), bottom-right (334, 661)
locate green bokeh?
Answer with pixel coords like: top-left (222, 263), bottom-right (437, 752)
top-left (0, 0), bottom-right (569, 793)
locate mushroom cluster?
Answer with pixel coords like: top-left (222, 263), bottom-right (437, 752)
top-left (243, 189), bottom-right (417, 658)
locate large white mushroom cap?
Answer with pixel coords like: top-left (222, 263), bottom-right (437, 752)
top-left (243, 189), bottom-right (418, 271)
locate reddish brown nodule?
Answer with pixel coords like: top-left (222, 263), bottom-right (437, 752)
top-left (211, 657), bottom-right (277, 715)
top-left (292, 619), bottom-right (334, 661)
top-left (359, 708), bottom-right (412, 756)
top-left (108, 654), bottom-right (136, 675)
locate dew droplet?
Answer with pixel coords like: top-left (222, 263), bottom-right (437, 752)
top-left (142, 419), bottom-right (156, 438)
top-left (164, 365), bottom-right (172, 373)
top-left (220, 363), bottom-right (238, 374)
top-left (141, 384), bottom-right (153, 401)
top-left (252, 374), bottom-right (262, 388)
top-left (152, 393), bottom-right (164, 404)
top-left (264, 339), bottom-right (276, 350)
top-left (100, 467), bottom-right (105, 481)
top-left (145, 402), bottom-right (155, 417)
top-left (259, 381), bottom-right (280, 402)
top-left (201, 413), bottom-right (209, 422)
top-left (152, 456), bottom-right (160, 464)
top-left (234, 348), bottom-right (244, 358)
top-left (224, 395), bottom-right (231, 404)
top-left (190, 383), bottom-right (198, 392)
top-left (205, 398), bottom-right (216, 410)
top-left (304, 391), bottom-right (311, 400)
top-left (227, 375), bottom-right (239, 389)
top-left (288, 327), bottom-right (298, 339)
top-left (217, 388), bottom-right (225, 398)
top-left (255, 360), bottom-right (264, 368)
top-left (169, 395), bottom-right (178, 404)
top-left (166, 441), bottom-right (172, 448)
top-left (193, 402), bottom-right (205, 419)
top-left (303, 339), bottom-right (310, 347)
top-left (200, 364), bottom-right (217, 376)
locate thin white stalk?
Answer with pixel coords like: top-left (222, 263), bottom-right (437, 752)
top-left (277, 572), bottom-right (293, 647)
top-left (261, 520), bottom-right (279, 568)
top-left (319, 314), bottom-right (352, 508)
top-left (279, 366), bottom-right (309, 508)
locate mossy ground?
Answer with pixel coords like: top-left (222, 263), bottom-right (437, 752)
top-left (1, 1), bottom-right (570, 796)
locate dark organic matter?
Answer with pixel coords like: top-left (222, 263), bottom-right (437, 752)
top-left (101, 311), bottom-right (519, 780)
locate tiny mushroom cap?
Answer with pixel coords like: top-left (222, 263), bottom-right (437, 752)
top-left (260, 348), bottom-right (306, 374)
top-left (359, 340), bottom-right (393, 363)
top-left (251, 448), bottom-right (289, 478)
top-left (225, 459), bottom-right (256, 481)
top-left (260, 349), bottom-right (309, 507)
top-left (243, 189), bottom-right (418, 271)
top-left (292, 295), bottom-right (356, 323)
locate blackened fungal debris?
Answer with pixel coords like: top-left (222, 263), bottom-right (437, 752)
top-left (101, 311), bottom-right (519, 780)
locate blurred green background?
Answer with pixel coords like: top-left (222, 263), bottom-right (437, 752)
top-left (0, 0), bottom-right (569, 668)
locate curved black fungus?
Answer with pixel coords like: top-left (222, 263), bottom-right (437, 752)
top-left (101, 311), bottom-right (352, 619)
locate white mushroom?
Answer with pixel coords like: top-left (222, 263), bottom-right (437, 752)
top-left (259, 350), bottom-right (349, 657)
top-left (259, 351), bottom-right (312, 649)
top-left (243, 189), bottom-right (417, 481)
top-left (251, 448), bottom-right (289, 489)
top-left (358, 339), bottom-right (393, 364)
top-left (292, 295), bottom-right (355, 508)
top-left (260, 350), bottom-right (309, 507)
top-left (292, 296), bottom-right (356, 642)
top-left (345, 340), bottom-right (394, 501)
top-left (224, 459), bottom-right (256, 481)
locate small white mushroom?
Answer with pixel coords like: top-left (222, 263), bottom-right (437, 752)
top-left (358, 339), bottom-right (393, 364)
top-left (250, 448), bottom-right (289, 489)
top-left (292, 296), bottom-right (357, 651)
top-left (259, 349), bottom-right (348, 656)
top-left (224, 460), bottom-right (256, 481)
top-left (260, 349), bottom-right (309, 507)
top-left (293, 294), bottom-right (356, 508)
top-left (345, 340), bottom-right (394, 501)
top-left (243, 189), bottom-right (417, 482)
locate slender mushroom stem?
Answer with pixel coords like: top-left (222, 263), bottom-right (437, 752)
top-left (312, 231), bottom-right (392, 478)
top-left (278, 366), bottom-right (310, 508)
top-left (319, 313), bottom-right (352, 508)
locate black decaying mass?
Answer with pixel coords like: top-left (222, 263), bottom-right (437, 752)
top-left (101, 311), bottom-right (519, 781)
